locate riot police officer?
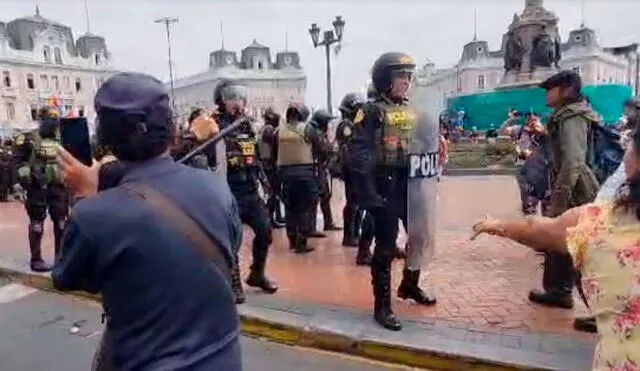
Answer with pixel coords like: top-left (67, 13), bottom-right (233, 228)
top-left (257, 107), bottom-right (285, 228)
top-left (277, 103), bottom-right (319, 254)
top-left (335, 93), bottom-right (366, 247)
top-left (14, 107), bottom-right (69, 272)
top-left (213, 80), bottom-right (278, 303)
top-left (349, 53), bottom-right (437, 331)
top-left (308, 109), bottom-right (341, 235)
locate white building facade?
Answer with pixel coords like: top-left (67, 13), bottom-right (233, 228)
top-left (0, 8), bottom-right (117, 132)
top-left (171, 39), bottom-right (307, 121)
top-left (416, 8), bottom-right (638, 113)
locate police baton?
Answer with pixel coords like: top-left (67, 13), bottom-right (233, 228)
top-left (177, 117), bottom-right (247, 164)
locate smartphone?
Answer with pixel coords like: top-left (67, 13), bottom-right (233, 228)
top-left (60, 118), bottom-right (93, 166)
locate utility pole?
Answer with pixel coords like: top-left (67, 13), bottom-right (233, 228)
top-left (155, 17), bottom-right (179, 116)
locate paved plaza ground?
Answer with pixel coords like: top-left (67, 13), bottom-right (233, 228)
top-left (0, 175), bottom-right (593, 340)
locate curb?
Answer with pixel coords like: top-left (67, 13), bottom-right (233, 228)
top-left (0, 264), bottom-right (592, 371)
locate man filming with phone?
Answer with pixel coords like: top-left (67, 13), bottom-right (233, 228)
top-left (52, 72), bottom-right (243, 371)
top-left (13, 107), bottom-right (69, 272)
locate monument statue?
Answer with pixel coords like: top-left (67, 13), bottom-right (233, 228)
top-left (504, 31), bottom-right (525, 72)
top-left (530, 26), bottom-right (556, 70)
top-left (525, 0), bottom-right (543, 8)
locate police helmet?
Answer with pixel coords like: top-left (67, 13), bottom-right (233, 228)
top-left (285, 102), bottom-right (310, 123)
top-left (339, 93), bottom-right (364, 116)
top-left (310, 109), bottom-right (336, 131)
top-left (38, 106), bottom-right (60, 120)
top-left (263, 106), bottom-right (280, 125)
top-left (213, 79), bottom-right (248, 107)
top-left (371, 52), bottom-right (416, 94)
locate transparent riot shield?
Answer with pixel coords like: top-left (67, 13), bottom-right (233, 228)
top-left (406, 106), bottom-right (439, 269)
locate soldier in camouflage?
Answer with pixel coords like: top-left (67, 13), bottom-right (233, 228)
top-left (13, 107), bottom-right (69, 272)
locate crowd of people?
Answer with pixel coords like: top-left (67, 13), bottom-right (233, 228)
top-left (2, 51), bottom-right (638, 368)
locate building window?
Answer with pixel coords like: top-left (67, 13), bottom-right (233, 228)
top-left (26, 74), bottom-right (34, 89)
top-left (95, 54), bottom-right (101, 65)
top-left (54, 47), bottom-right (62, 64)
top-left (43, 46), bottom-right (51, 63)
top-left (2, 71), bottom-right (10, 87)
top-left (75, 78), bottom-right (82, 92)
top-left (40, 75), bottom-right (49, 89)
top-left (52, 75), bottom-right (59, 91)
top-left (63, 76), bottom-right (70, 90)
top-left (572, 66), bottom-right (582, 75)
top-left (78, 106), bottom-right (85, 117)
top-left (64, 105), bottom-right (72, 114)
top-left (258, 61), bottom-right (264, 70)
top-left (30, 105), bottom-right (38, 120)
top-left (5, 102), bottom-right (15, 120)
top-left (477, 75), bottom-right (485, 89)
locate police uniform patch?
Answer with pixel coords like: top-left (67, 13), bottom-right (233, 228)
top-left (15, 135), bottom-right (24, 146)
top-left (343, 126), bottom-right (352, 137)
top-left (353, 108), bottom-right (365, 124)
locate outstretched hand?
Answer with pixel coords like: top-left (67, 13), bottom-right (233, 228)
top-left (57, 145), bottom-right (101, 199)
top-left (470, 214), bottom-right (500, 241)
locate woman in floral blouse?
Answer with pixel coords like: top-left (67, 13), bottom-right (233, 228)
top-left (472, 130), bottom-right (640, 370)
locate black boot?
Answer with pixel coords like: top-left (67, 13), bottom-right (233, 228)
top-left (341, 207), bottom-right (358, 247)
top-left (371, 255), bottom-right (402, 331)
top-left (397, 269), bottom-right (437, 305)
top-left (294, 235), bottom-right (314, 254)
top-left (573, 316), bottom-right (597, 333)
top-left (528, 289), bottom-right (573, 309)
top-left (245, 244), bottom-right (278, 294)
top-left (231, 262), bottom-right (245, 304)
top-left (28, 222), bottom-right (51, 272)
top-left (356, 238), bottom-right (372, 266)
top-left (53, 219), bottom-right (65, 263)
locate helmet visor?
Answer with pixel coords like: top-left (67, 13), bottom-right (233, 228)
top-left (220, 85), bottom-right (248, 103)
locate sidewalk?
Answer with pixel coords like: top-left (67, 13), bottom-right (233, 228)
top-left (0, 175), bottom-right (596, 370)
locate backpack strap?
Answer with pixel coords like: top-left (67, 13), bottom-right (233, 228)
top-left (121, 182), bottom-right (232, 283)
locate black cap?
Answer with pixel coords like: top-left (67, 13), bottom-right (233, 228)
top-left (94, 72), bottom-right (171, 127)
top-left (539, 70), bottom-right (582, 91)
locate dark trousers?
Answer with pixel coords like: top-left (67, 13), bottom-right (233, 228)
top-left (25, 184), bottom-right (69, 260)
top-left (541, 205), bottom-right (574, 295)
top-left (342, 171), bottom-right (360, 238)
top-left (370, 175), bottom-right (407, 260)
top-left (236, 195), bottom-right (273, 270)
top-left (264, 167), bottom-right (283, 221)
top-left (280, 166), bottom-right (318, 245)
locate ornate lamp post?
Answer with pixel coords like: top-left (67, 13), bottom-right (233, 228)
top-left (308, 16), bottom-right (345, 115)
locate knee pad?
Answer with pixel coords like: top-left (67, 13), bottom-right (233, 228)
top-left (52, 219), bottom-right (65, 231)
top-left (29, 221), bottom-right (44, 234)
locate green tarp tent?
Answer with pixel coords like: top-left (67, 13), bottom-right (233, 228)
top-left (447, 84), bottom-right (632, 130)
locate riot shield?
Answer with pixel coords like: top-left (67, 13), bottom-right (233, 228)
top-left (406, 106), bottom-right (439, 269)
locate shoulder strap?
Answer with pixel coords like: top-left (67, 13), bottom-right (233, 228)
top-left (121, 182), bottom-right (232, 283)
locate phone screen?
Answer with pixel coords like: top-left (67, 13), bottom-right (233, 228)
top-left (60, 118), bottom-right (93, 166)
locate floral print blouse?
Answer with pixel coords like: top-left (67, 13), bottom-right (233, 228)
top-left (567, 202), bottom-right (640, 370)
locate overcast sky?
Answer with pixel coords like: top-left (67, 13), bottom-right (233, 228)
top-left (2, 0), bottom-right (640, 107)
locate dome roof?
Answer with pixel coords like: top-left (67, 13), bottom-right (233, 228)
top-left (13, 6), bottom-right (67, 28)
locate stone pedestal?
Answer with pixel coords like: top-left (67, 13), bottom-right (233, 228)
top-left (498, 0), bottom-right (560, 88)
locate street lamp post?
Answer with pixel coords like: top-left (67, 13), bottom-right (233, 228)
top-left (155, 17), bottom-right (179, 116)
top-left (308, 16), bottom-right (345, 115)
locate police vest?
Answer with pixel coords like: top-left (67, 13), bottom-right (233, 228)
top-left (374, 103), bottom-right (417, 168)
top-left (257, 125), bottom-right (274, 162)
top-left (226, 133), bottom-right (257, 169)
top-left (34, 138), bottom-right (63, 185)
top-left (277, 122), bottom-right (314, 166)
